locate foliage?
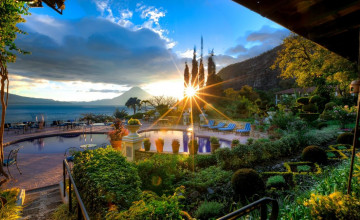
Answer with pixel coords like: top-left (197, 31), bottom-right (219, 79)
top-left (299, 113), bottom-right (320, 122)
top-left (324, 102), bottom-right (337, 110)
top-left (270, 111), bottom-right (299, 131)
top-left (128, 118), bottom-right (141, 125)
top-left (302, 145), bottom-right (327, 164)
top-left (180, 154), bottom-right (217, 171)
top-left (79, 113), bottom-right (114, 123)
top-left (181, 166), bottom-right (232, 192)
top-left (195, 201), bottom-right (224, 220)
top-left (113, 108), bottom-right (128, 119)
top-left (235, 96), bottom-right (258, 118)
top-left (107, 187), bottom-right (185, 220)
top-left (52, 204), bottom-right (77, 220)
top-left (0, 188), bottom-right (22, 219)
top-left (326, 152), bottom-right (336, 158)
top-left (210, 136), bottom-right (219, 144)
top-left (238, 85), bottom-right (259, 102)
top-left (143, 138), bottom-right (151, 151)
top-left (266, 175), bottom-right (286, 188)
top-left (231, 169), bottom-right (265, 199)
top-left (184, 62), bottom-right (190, 87)
top-left (156, 138), bottom-right (164, 146)
top-left (304, 192), bottom-right (360, 220)
top-left (231, 139), bottom-right (240, 145)
top-left (108, 119), bottom-right (128, 141)
top-left (125, 112), bottom-right (144, 119)
top-left (297, 165), bottom-right (312, 172)
top-left (246, 138), bottom-right (254, 145)
top-left (328, 106), bottom-right (356, 128)
top-left (302, 103), bottom-right (318, 113)
top-left (205, 51), bottom-right (223, 104)
top-left (309, 95), bottom-right (322, 104)
top-left (148, 96), bottom-right (177, 115)
top-left (337, 132), bottom-right (354, 145)
top-left (172, 139), bottom-right (180, 146)
top-left (296, 97), bottom-right (309, 105)
top-left (125, 97), bottom-right (141, 115)
top-left (188, 139), bottom-right (199, 155)
top-left (317, 122), bottom-right (328, 129)
top-left (191, 47), bottom-right (198, 86)
top-left (72, 148), bottom-right (141, 217)
top-left (136, 154), bottom-right (185, 195)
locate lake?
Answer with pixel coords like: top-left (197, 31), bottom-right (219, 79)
top-left (4, 104), bottom-right (130, 123)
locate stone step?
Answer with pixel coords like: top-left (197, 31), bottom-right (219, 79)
top-left (21, 184), bottom-right (62, 220)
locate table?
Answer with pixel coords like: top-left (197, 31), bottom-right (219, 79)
top-left (80, 144), bottom-right (97, 150)
top-left (15, 123), bottom-right (27, 134)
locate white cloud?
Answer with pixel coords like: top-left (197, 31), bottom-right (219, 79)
top-left (177, 49), bottom-right (193, 59)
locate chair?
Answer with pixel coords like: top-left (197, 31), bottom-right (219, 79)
top-left (3, 147), bottom-right (22, 178)
top-left (236, 123), bottom-right (251, 135)
top-left (209, 122), bottom-right (226, 130)
top-left (200, 120), bottom-right (215, 129)
top-left (64, 147), bottom-right (81, 162)
top-left (218, 123), bottom-right (236, 132)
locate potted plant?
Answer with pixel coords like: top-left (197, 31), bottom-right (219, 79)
top-left (108, 119), bottom-right (129, 150)
top-left (126, 118), bottom-right (141, 137)
top-left (143, 138), bottom-right (151, 151)
top-left (155, 138), bottom-right (164, 153)
top-left (172, 139), bottom-right (180, 154)
top-left (188, 139), bottom-right (199, 155)
top-left (210, 136), bottom-right (220, 153)
top-left (231, 139), bottom-right (240, 148)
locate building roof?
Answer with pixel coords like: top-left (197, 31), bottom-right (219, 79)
top-left (232, 0), bottom-right (360, 62)
top-left (275, 87), bottom-right (316, 95)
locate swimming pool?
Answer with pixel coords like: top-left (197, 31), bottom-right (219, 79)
top-left (5, 130), bottom-right (231, 154)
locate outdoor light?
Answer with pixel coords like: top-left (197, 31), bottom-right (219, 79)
top-left (350, 80), bottom-right (360, 94)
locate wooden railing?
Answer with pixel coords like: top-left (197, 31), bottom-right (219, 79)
top-left (63, 159), bottom-right (90, 220)
top-left (217, 197), bottom-right (279, 220)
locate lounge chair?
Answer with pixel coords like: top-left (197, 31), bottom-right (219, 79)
top-left (218, 123), bottom-right (236, 132)
top-left (200, 120), bottom-right (215, 129)
top-left (3, 147), bottom-right (22, 178)
top-left (209, 122), bottom-right (226, 130)
top-left (236, 123), bottom-right (251, 135)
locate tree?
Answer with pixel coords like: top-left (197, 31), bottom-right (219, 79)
top-left (238, 85), bottom-right (259, 102)
top-left (205, 50), bottom-right (223, 103)
top-left (148, 96), bottom-right (177, 108)
top-left (125, 97), bottom-right (141, 115)
top-left (184, 61), bottom-right (190, 91)
top-left (272, 33), bottom-right (357, 96)
top-left (113, 108), bottom-right (128, 119)
top-left (198, 58), bottom-right (205, 88)
top-left (191, 46), bottom-right (198, 87)
top-left (140, 100), bottom-right (151, 112)
top-left (0, 1), bottom-right (29, 181)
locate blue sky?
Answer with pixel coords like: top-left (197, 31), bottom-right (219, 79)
top-left (8, 0), bottom-right (289, 101)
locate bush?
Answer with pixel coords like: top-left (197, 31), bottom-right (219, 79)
top-left (302, 103), bottom-right (318, 113)
top-left (270, 111), bottom-right (298, 130)
top-left (189, 139), bottom-right (199, 155)
top-left (299, 113), bottom-right (319, 122)
top-left (125, 112), bottom-right (143, 119)
top-left (107, 187), bottom-right (185, 220)
top-left (0, 188), bottom-right (22, 219)
top-left (210, 136), bottom-right (219, 144)
top-left (231, 169), bottom-right (265, 199)
top-left (297, 165), bottom-right (312, 172)
top-left (195, 201), bottom-right (224, 220)
top-left (181, 154), bottom-right (217, 170)
top-left (266, 175), bottom-right (286, 188)
top-left (302, 145), bottom-right (327, 164)
top-left (317, 122), bottom-right (328, 129)
top-left (297, 97), bottom-right (309, 105)
top-left (73, 148), bottom-right (141, 218)
top-left (324, 102), bottom-right (336, 110)
top-left (337, 132), bottom-right (354, 145)
top-left (309, 95), bottom-right (321, 104)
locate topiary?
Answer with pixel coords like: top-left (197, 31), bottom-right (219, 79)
top-left (299, 113), bottom-right (320, 122)
top-left (302, 145), bottom-right (327, 164)
top-left (266, 175), bottom-right (286, 188)
top-left (316, 122), bottom-right (328, 130)
top-left (297, 97), bottom-right (309, 105)
top-left (231, 169), bottom-right (265, 199)
top-left (337, 132), bottom-right (354, 145)
top-left (302, 103), bottom-right (318, 113)
top-left (195, 201), bottom-right (224, 220)
top-left (324, 102), bottom-right (336, 111)
top-left (309, 95), bottom-right (321, 104)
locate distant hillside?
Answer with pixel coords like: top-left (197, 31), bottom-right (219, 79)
top-left (217, 46), bottom-right (284, 91)
top-left (7, 93), bottom-right (65, 105)
top-left (81, 87), bottom-right (153, 105)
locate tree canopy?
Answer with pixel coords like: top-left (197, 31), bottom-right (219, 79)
top-left (125, 97), bottom-right (141, 115)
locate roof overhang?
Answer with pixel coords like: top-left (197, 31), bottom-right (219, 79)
top-left (232, 0), bottom-right (360, 62)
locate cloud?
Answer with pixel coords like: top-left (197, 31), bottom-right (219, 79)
top-left (225, 45), bottom-right (247, 55)
top-left (9, 16), bottom-right (181, 87)
top-left (88, 89), bottom-right (124, 93)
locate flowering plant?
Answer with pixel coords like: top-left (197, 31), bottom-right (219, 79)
top-left (328, 106), bottom-right (356, 128)
top-left (108, 119), bottom-right (128, 141)
top-left (128, 118), bottom-right (141, 125)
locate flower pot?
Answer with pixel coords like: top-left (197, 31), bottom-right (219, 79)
top-left (144, 143), bottom-right (151, 151)
top-left (172, 143), bottom-right (180, 154)
top-left (110, 140), bottom-right (122, 151)
top-left (189, 143), bottom-right (199, 155)
top-left (210, 143), bottom-right (220, 153)
top-left (126, 124), bottom-right (141, 137)
top-left (155, 140), bottom-right (164, 153)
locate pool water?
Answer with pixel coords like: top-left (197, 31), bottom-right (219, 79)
top-left (5, 130), bottom-right (231, 154)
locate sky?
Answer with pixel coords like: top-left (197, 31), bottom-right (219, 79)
top-left (8, 0), bottom-right (290, 101)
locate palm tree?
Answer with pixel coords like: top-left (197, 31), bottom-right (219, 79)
top-left (141, 100), bottom-right (151, 112)
top-left (125, 97), bottom-right (141, 115)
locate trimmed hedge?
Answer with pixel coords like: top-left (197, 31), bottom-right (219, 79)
top-left (337, 132), bottom-right (354, 145)
top-left (73, 148), bottom-right (141, 218)
top-left (302, 104), bottom-right (318, 113)
top-left (302, 145), bottom-right (327, 164)
top-left (309, 95), bottom-right (321, 104)
top-left (297, 97), bottom-right (309, 105)
top-left (232, 169), bottom-right (264, 199)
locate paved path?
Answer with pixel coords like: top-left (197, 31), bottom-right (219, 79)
top-left (2, 122), bottom-right (250, 190)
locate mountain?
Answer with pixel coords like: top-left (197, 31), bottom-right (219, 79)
top-left (6, 87), bottom-right (153, 106)
top-left (217, 46), bottom-right (285, 91)
top-left (85, 87), bottom-right (153, 105)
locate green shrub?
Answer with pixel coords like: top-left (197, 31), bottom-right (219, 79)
top-left (231, 169), bottom-right (265, 199)
top-left (210, 136), bottom-right (219, 144)
top-left (128, 118), bottom-right (141, 125)
top-left (136, 154), bottom-right (185, 196)
top-left (189, 139), bottom-right (199, 155)
top-left (299, 113), bottom-right (320, 122)
top-left (181, 154), bottom-right (217, 170)
top-left (316, 122), bottom-right (328, 129)
top-left (297, 165), bottom-right (312, 172)
top-left (337, 132), bottom-right (354, 145)
top-left (266, 175), bottom-right (286, 188)
top-left (0, 188), bottom-right (22, 219)
top-left (302, 103), bottom-right (318, 113)
top-left (106, 187), bottom-right (185, 220)
top-left (302, 145), bottom-right (327, 164)
top-left (324, 102), bottom-right (336, 110)
top-left (326, 152), bottom-right (336, 158)
top-left (246, 138), bottom-right (254, 145)
top-left (231, 139), bottom-right (240, 145)
top-left (337, 146), bottom-right (348, 150)
top-left (297, 97), bottom-right (309, 105)
top-left (73, 148), bottom-right (141, 217)
top-left (125, 112), bottom-right (144, 119)
top-left (270, 111), bottom-right (298, 130)
top-left (195, 201), bottom-right (224, 220)
top-left (309, 95), bottom-right (321, 104)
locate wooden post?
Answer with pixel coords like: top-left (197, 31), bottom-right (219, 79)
top-left (347, 28), bottom-right (360, 194)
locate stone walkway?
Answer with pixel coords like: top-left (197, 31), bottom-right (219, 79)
top-left (2, 122), bottom-right (251, 190)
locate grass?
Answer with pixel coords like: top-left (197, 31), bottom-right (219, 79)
top-left (297, 165), bottom-right (312, 172)
top-left (0, 188), bottom-right (22, 219)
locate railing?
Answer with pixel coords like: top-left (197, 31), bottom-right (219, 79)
top-left (217, 197), bottom-right (279, 220)
top-left (63, 159), bottom-right (90, 220)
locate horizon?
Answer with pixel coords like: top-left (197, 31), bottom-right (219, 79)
top-left (9, 0), bottom-right (289, 101)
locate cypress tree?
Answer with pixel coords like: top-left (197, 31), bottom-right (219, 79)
top-left (191, 46), bottom-right (198, 87)
top-left (184, 61), bottom-right (190, 88)
top-left (205, 50), bottom-right (222, 103)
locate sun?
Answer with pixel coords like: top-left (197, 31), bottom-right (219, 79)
top-left (185, 86), bottom-right (197, 97)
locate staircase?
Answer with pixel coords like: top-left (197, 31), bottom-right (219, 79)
top-left (22, 184), bottom-right (62, 220)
